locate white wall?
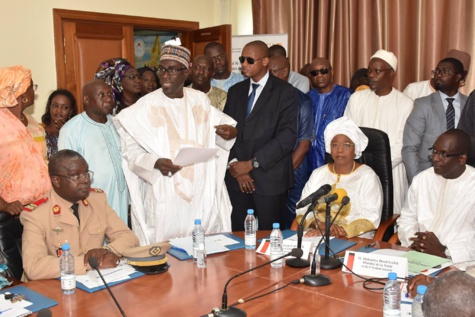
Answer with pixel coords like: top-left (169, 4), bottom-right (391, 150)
top-left (0, 0), bottom-right (252, 120)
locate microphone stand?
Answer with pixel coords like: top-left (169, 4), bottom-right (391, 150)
top-left (320, 198), bottom-right (348, 270)
top-left (209, 249), bottom-right (302, 317)
top-left (286, 200), bottom-right (319, 268)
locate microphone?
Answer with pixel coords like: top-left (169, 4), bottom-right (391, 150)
top-left (320, 196), bottom-right (351, 270)
top-left (207, 248), bottom-right (303, 317)
top-left (37, 308), bottom-right (52, 317)
top-left (88, 257), bottom-right (127, 317)
top-left (303, 196), bottom-right (350, 286)
top-left (296, 184), bottom-right (332, 209)
top-left (287, 184), bottom-right (331, 268)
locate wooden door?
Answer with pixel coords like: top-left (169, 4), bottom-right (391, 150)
top-left (53, 9), bottom-right (201, 112)
top-left (185, 25), bottom-right (232, 61)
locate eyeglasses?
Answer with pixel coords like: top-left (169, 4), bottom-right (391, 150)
top-left (331, 143), bottom-right (354, 149)
top-left (239, 56), bottom-right (264, 65)
top-left (157, 67), bottom-right (187, 76)
top-left (33, 84), bottom-right (38, 91)
top-left (431, 69), bottom-right (453, 78)
top-left (309, 68), bottom-right (331, 76)
top-left (124, 74), bottom-right (140, 80)
top-left (367, 68), bottom-right (392, 75)
top-left (428, 147), bottom-right (463, 160)
top-left (210, 53), bottom-right (227, 62)
top-left (55, 171), bottom-right (94, 182)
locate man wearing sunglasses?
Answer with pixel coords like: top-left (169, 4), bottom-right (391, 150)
top-left (403, 58), bottom-right (467, 184)
top-left (345, 49), bottom-right (413, 216)
top-left (398, 129), bottom-right (475, 264)
top-left (306, 57), bottom-right (351, 172)
top-left (224, 40), bottom-right (298, 231)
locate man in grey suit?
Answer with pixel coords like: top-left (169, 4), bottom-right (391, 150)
top-left (403, 57), bottom-right (467, 184)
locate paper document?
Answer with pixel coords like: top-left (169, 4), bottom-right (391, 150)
top-left (169, 234), bottom-right (230, 256)
top-left (76, 262), bottom-right (138, 289)
top-left (0, 292), bottom-right (33, 317)
top-left (399, 250), bottom-right (450, 275)
top-left (173, 147), bottom-right (218, 166)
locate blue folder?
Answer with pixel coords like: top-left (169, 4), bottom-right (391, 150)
top-left (0, 285), bottom-right (58, 312)
top-left (168, 232), bottom-right (245, 261)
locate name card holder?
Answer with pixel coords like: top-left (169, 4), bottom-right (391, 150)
top-left (342, 251), bottom-right (408, 278)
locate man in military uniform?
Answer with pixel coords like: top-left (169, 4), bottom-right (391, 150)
top-left (21, 150), bottom-right (139, 280)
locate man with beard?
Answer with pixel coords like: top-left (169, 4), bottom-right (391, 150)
top-left (402, 58), bottom-right (467, 184)
top-left (398, 129), bottom-right (475, 264)
top-left (204, 42), bottom-right (245, 92)
top-left (58, 80), bottom-right (129, 225)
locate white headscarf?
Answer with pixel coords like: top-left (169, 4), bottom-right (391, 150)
top-left (324, 116), bottom-right (368, 159)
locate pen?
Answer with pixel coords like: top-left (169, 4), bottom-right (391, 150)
top-left (365, 242), bottom-right (376, 248)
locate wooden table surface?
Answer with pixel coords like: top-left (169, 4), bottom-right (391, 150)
top-left (23, 232), bottom-right (406, 317)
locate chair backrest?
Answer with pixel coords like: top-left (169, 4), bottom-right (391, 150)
top-left (325, 127), bottom-right (394, 240)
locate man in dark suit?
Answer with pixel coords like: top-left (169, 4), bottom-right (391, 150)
top-left (224, 40), bottom-right (298, 231)
top-left (403, 57), bottom-right (467, 184)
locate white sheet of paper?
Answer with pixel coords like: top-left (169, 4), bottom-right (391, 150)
top-left (169, 235), bottom-right (229, 256)
top-left (76, 263), bottom-right (137, 289)
top-left (173, 147), bottom-right (218, 167)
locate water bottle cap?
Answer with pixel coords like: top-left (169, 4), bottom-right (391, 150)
top-left (417, 285), bottom-right (427, 295)
top-left (388, 272), bottom-right (397, 280)
top-left (247, 209), bottom-right (254, 215)
top-left (272, 223), bottom-right (280, 229)
top-left (194, 219), bottom-right (201, 225)
top-left (62, 243), bottom-right (70, 251)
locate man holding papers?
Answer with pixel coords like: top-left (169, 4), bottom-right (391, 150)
top-left (21, 150), bottom-right (139, 280)
top-left (398, 129), bottom-right (475, 263)
top-left (114, 41), bottom-right (237, 244)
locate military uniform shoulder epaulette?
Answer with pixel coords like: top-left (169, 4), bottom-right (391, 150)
top-left (90, 188), bottom-right (104, 193)
top-left (23, 197), bottom-right (49, 212)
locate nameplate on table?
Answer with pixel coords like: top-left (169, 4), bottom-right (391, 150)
top-left (342, 251), bottom-right (408, 278)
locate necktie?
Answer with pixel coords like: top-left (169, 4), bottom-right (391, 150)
top-left (71, 203), bottom-right (80, 224)
top-left (246, 83), bottom-right (259, 118)
top-left (446, 98), bottom-right (455, 130)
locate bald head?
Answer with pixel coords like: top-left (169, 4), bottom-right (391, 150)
top-left (268, 55), bottom-right (290, 81)
top-left (268, 44), bottom-right (287, 58)
top-left (311, 57), bottom-right (331, 69)
top-left (244, 41), bottom-right (269, 58)
top-left (82, 79), bottom-right (114, 121)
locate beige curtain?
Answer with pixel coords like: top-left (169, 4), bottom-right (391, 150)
top-left (252, 0), bottom-right (475, 93)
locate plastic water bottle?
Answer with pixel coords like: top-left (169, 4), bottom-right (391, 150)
top-left (383, 272), bottom-right (401, 316)
top-left (270, 223), bottom-right (283, 268)
top-left (192, 219), bottom-right (206, 266)
top-left (412, 285), bottom-right (427, 317)
top-left (308, 242), bottom-right (320, 274)
top-left (244, 209), bottom-right (257, 250)
top-left (60, 242), bottom-right (76, 295)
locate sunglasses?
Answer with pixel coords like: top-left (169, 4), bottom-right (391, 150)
top-left (309, 68), bottom-right (331, 76)
top-left (238, 56), bottom-right (264, 65)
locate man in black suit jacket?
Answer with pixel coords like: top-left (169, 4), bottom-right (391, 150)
top-left (223, 40), bottom-right (298, 231)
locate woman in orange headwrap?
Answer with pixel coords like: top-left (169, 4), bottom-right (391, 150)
top-left (0, 66), bottom-right (51, 279)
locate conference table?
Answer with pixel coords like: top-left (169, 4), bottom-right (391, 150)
top-left (24, 232), bottom-right (406, 316)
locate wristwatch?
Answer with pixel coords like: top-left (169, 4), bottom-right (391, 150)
top-left (251, 157), bottom-right (259, 169)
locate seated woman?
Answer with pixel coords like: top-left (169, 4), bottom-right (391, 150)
top-left (138, 66), bottom-right (160, 96)
top-left (94, 58), bottom-right (141, 114)
top-left (296, 116), bottom-right (383, 238)
top-left (41, 89), bottom-right (78, 159)
top-left (0, 66), bottom-right (51, 279)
